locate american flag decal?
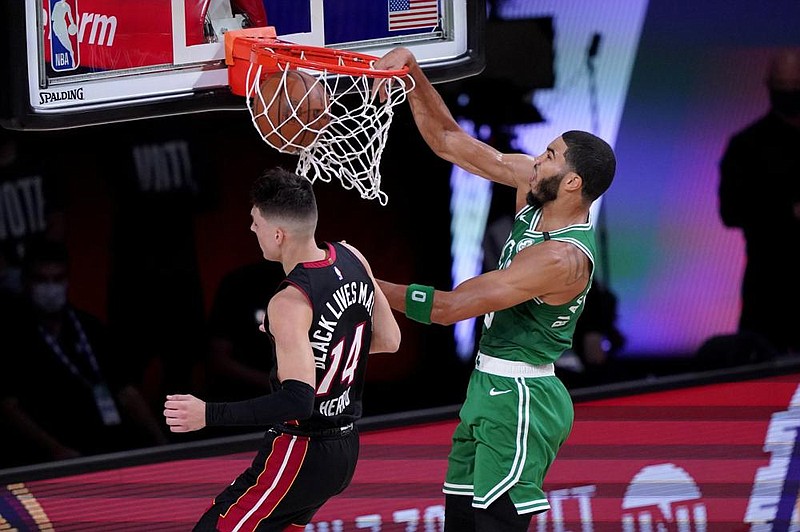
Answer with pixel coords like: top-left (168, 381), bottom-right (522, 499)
top-left (388, 0), bottom-right (439, 31)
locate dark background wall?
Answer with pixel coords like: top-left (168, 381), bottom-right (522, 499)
top-left (44, 106), bottom-right (468, 415)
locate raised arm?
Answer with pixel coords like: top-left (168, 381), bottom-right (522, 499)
top-left (374, 47), bottom-right (535, 193)
top-left (340, 242), bottom-right (401, 354)
top-left (377, 240), bottom-right (590, 325)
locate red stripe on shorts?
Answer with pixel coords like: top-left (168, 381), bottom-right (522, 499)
top-left (217, 434), bottom-right (309, 532)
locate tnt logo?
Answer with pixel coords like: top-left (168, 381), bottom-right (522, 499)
top-left (621, 463), bottom-right (707, 531)
top-left (49, 0), bottom-right (80, 71)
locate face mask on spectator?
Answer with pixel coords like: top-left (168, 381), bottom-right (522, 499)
top-left (31, 282), bottom-right (68, 313)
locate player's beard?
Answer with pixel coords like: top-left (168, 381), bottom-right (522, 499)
top-left (526, 171), bottom-right (566, 209)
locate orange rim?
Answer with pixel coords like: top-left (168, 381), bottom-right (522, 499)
top-left (250, 42), bottom-right (409, 79)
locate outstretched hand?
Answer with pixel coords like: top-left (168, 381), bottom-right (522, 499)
top-left (164, 394), bottom-right (206, 433)
top-left (373, 47), bottom-right (415, 72)
top-left (371, 47), bottom-right (416, 102)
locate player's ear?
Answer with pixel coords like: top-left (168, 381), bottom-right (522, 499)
top-left (563, 171), bottom-right (582, 192)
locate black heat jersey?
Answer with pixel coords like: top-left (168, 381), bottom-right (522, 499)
top-left (280, 241), bottom-right (374, 430)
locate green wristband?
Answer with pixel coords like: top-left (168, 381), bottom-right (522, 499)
top-left (405, 284), bottom-right (434, 324)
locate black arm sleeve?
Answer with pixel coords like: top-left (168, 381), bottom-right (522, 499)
top-left (205, 379), bottom-right (315, 426)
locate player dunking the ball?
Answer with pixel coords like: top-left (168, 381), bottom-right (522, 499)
top-left (373, 48), bottom-right (616, 531)
top-left (164, 168), bottom-right (400, 531)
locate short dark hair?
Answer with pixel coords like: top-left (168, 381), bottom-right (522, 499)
top-left (562, 130), bottom-right (616, 202)
top-left (250, 167), bottom-right (317, 224)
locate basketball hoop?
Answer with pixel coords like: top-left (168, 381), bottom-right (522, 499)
top-left (225, 28), bottom-right (414, 205)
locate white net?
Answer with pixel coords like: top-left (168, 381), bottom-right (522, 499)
top-left (245, 57), bottom-right (413, 205)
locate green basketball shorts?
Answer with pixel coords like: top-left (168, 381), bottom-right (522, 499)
top-left (443, 354), bottom-right (574, 515)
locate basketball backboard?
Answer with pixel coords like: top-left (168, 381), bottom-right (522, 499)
top-left (0, 0), bottom-right (485, 130)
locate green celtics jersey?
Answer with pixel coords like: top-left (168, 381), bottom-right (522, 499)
top-left (478, 204), bottom-right (597, 365)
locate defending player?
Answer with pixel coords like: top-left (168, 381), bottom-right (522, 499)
top-left (373, 47), bottom-right (616, 531)
top-left (164, 168), bottom-right (401, 531)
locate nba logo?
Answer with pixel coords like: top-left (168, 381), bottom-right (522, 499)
top-left (49, 0), bottom-right (80, 72)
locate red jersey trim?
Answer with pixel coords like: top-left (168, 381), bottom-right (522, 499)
top-left (301, 242), bottom-right (336, 269)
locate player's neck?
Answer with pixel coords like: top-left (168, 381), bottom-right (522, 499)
top-left (280, 241), bottom-right (328, 274)
top-left (537, 202), bottom-right (590, 231)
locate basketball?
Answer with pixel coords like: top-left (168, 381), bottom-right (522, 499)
top-left (252, 70), bottom-right (330, 153)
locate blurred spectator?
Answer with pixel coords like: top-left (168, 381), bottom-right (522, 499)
top-left (99, 115), bottom-right (216, 413)
top-left (718, 48), bottom-right (800, 355)
top-left (0, 127), bottom-right (65, 300)
top-left (0, 238), bottom-right (168, 468)
top-left (695, 330), bottom-right (777, 371)
top-left (203, 260), bottom-right (285, 403)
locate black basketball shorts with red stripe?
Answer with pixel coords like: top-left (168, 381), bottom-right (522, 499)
top-left (194, 426), bottom-right (359, 532)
